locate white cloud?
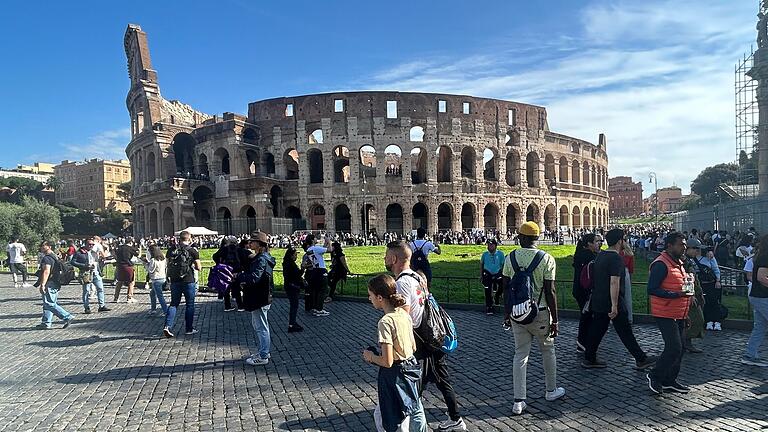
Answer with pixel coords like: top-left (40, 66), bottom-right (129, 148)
top-left (60, 128), bottom-right (131, 162)
top-left (354, 0), bottom-right (756, 196)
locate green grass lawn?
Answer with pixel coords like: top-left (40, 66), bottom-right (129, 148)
top-left (100, 244), bottom-right (752, 320)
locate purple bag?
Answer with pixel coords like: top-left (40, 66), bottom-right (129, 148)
top-left (207, 263), bottom-right (234, 294)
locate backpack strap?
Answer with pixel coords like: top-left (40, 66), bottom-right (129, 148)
top-left (509, 249), bottom-right (545, 273)
top-left (509, 250), bottom-right (521, 273)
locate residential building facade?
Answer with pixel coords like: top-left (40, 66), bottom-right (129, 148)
top-left (54, 159), bottom-right (132, 212)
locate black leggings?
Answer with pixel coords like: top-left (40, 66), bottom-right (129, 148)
top-left (285, 282), bottom-right (300, 325)
top-left (702, 283), bottom-right (722, 323)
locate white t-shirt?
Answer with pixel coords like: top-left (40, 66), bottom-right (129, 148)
top-left (744, 257), bottom-right (754, 296)
top-left (410, 240), bottom-right (436, 258)
top-left (307, 246), bottom-right (328, 269)
top-left (6, 242), bottom-right (26, 264)
top-left (395, 270), bottom-right (425, 328)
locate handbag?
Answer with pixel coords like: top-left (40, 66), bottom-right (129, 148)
top-left (79, 269), bottom-right (93, 284)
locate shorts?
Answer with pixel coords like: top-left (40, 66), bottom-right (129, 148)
top-left (116, 265), bottom-right (135, 283)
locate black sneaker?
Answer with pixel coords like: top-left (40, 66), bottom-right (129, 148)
top-left (163, 327), bottom-right (174, 338)
top-left (576, 341), bottom-right (586, 353)
top-left (647, 373), bottom-right (663, 395)
top-left (98, 306), bottom-right (111, 312)
top-left (62, 317), bottom-right (74, 329)
top-left (662, 381), bottom-right (690, 394)
top-left (35, 323), bottom-right (51, 330)
top-left (288, 324), bottom-right (304, 333)
top-left (83, 307), bottom-right (92, 314)
top-left (581, 359), bottom-right (608, 369)
top-left (635, 355), bottom-right (658, 370)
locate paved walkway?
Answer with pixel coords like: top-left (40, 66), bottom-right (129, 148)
top-left (0, 274), bottom-right (765, 431)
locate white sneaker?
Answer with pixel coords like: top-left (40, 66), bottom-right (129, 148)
top-left (512, 401), bottom-right (527, 415)
top-left (706, 322), bottom-right (714, 330)
top-left (127, 298), bottom-right (138, 304)
top-left (314, 310), bottom-right (330, 316)
top-left (714, 322), bottom-right (722, 331)
top-left (22, 283), bottom-right (32, 288)
top-left (437, 417), bottom-right (467, 431)
top-left (545, 387), bottom-right (566, 401)
top-left (245, 356), bottom-right (269, 366)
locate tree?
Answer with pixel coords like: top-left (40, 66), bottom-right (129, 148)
top-left (0, 197), bottom-right (62, 246)
top-left (117, 182), bottom-right (132, 202)
top-left (0, 176), bottom-right (44, 203)
top-left (45, 176), bottom-right (63, 192)
top-left (690, 163), bottom-right (738, 205)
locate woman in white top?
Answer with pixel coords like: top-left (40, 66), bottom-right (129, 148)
top-left (143, 245), bottom-right (168, 314)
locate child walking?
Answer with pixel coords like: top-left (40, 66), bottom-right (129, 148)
top-left (362, 274), bottom-right (427, 432)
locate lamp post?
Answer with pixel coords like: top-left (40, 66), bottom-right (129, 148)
top-left (649, 172), bottom-right (659, 224)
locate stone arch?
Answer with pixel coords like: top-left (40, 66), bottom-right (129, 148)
top-left (410, 147), bottom-right (427, 184)
top-left (582, 161), bottom-right (590, 187)
top-left (386, 203), bottom-right (404, 233)
top-left (270, 185), bottom-right (283, 217)
top-left (506, 203), bottom-right (520, 232)
top-left (506, 151), bottom-right (519, 186)
top-left (544, 154), bottom-right (556, 181)
top-left (437, 146), bottom-right (452, 182)
top-left (572, 206), bottom-right (582, 228)
top-left (171, 132), bottom-right (196, 174)
top-left (308, 129), bottom-right (324, 145)
top-left (360, 203), bottom-right (377, 234)
top-left (525, 202), bottom-right (539, 222)
top-left (559, 156), bottom-right (569, 182)
top-left (384, 145), bottom-right (402, 177)
top-left (437, 202), bottom-right (453, 231)
top-left (526, 151), bottom-right (539, 187)
top-left (460, 147), bottom-right (476, 179)
top-left (412, 202), bottom-right (428, 230)
top-left (198, 153), bottom-right (209, 178)
top-left (246, 150), bottom-right (259, 176)
top-left (285, 206), bottom-right (302, 219)
top-left (483, 203), bottom-right (499, 230)
top-left (149, 208), bottom-right (158, 237)
top-left (333, 146), bottom-right (350, 183)
top-left (192, 185), bottom-right (214, 222)
top-left (409, 126), bottom-right (425, 142)
top-left (145, 152), bottom-right (156, 182)
top-left (335, 204), bottom-right (352, 233)
top-left (162, 207), bottom-right (174, 236)
top-left (583, 205), bottom-right (592, 228)
top-left (309, 204), bottom-right (326, 230)
top-left (461, 202), bottom-right (476, 230)
top-left (592, 207), bottom-right (598, 228)
top-left (242, 127), bottom-right (259, 145)
top-left (240, 205), bottom-right (257, 234)
top-left (483, 148), bottom-right (498, 181)
top-left (559, 205), bottom-right (569, 228)
top-left (572, 160), bottom-right (581, 184)
top-left (263, 152), bottom-right (275, 176)
top-left (359, 145), bottom-right (377, 180)
top-left (544, 204), bottom-right (556, 230)
top-left (217, 206), bottom-right (232, 219)
top-left (284, 149), bottom-right (299, 180)
top-left (213, 147), bottom-right (231, 175)
top-left (307, 148), bottom-right (324, 184)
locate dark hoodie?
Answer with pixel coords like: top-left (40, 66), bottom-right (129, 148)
top-left (572, 247), bottom-right (597, 301)
top-left (238, 250), bottom-right (276, 310)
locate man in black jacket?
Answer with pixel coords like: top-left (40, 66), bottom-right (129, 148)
top-left (71, 240), bottom-right (110, 314)
top-left (238, 232), bottom-right (276, 366)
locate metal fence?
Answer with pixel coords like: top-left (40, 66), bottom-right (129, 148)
top-left (673, 194), bottom-right (768, 233)
top-left (207, 217), bottom-right (303, 236)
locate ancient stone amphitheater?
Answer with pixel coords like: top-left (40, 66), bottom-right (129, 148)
top-left (124, 24), bottom-right (609, 237)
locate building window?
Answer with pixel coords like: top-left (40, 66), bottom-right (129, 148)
top-left (386, 101), bottom-right (398, 119)
top-left (508, 109), bottom-right (516, 126)
top-left (334, 99), bottom-right (344, 113)
top-left (438, 100), bottom-right (447, 113)
top-left (462, 102), bottom-right (470, 114)
top-left (285, 104), bottom-right (294, 117)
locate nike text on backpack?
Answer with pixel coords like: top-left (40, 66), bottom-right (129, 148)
top-left (167, 246), bottom-right (194, 281)
top-left (207, 263), bottom-right (234, 295)
top-left (410, 242), bottom-right (429, 273)
top-left (504, 250), bottom-right (545, 325)
top-left (397, 272), bottom-right (458, 353)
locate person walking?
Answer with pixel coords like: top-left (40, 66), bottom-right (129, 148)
top-left (697, 248), bottom-right (723, 331)
top-left (212, 237), bottom-right (243, 312)
top-left (143, 245), bottom-right (168, 315)
top-left (742, 235), bottom-right (768, 367)
top-left (71, 239), bottom-right (110, 314)
top-left (7, 237), bottom-right (30, 287)
top-left (327, 241), bottom-right (350, 302)
top-left (363, 273), bottom-right (427, 432)
top-left (572, 233), bottom-right (602, 352)
top-left (238, 232), bottom-right (276, 366)
top-left (683, 240), bottom-right (706, 354)
top-left (646, 232), bottom-right (695, 395)
top-left (620, 239), bottom-right (635, 323)
top-left (35, 241), bottom-right (74, 330)
top-left (502, 222), bottom-right (565, 415)
top-left (302, 234), bottom-right (333, 316)
top-left (385, 241), bottom-right (466, 431)
top-left (163, 231), bottom-right (201, 338)
top-left (409, 228), bottom-right (441, 287)
top-left (582, 229), bottom-right (656, 369)
top-left (114, 238), bottom-right (139, 303)
top-left (480, 239), bottom-right (505, 315)
top-left (282, 247), bottom-right (304, 333)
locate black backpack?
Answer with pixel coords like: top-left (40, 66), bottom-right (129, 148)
top-left (167, 246), bottom-right (194, 281)
top-left (55, 256), bottom-right (76, 286)
top-left (410, 241), bottom-right (429, 272)
top-left (504, 250), bottom-right (545, 325)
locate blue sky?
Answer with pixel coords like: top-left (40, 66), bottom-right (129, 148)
top-left (0, 0), bottom-right (758, 195)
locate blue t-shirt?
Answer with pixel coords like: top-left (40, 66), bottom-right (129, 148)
top-left (481, 250), bottom-right (506, 274)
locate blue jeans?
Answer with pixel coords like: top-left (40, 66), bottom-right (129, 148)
top-left (250, 305), bottom-right (271, 359)
top-left (165, 282), bottom-right (196, 332)
top-left (149, 279), bottom-right (168, 313)
top-left (42, 285), bottom-right (72, 326)
top-left (82, 272), bottom-right (106, 309)
top-left (746, 296), bottom-right (768, 358)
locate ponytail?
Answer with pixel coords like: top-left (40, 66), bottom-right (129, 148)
top-left (389, 293), bottom-right (406, 308)
top-left (368, 274), bottom-right (401, 306)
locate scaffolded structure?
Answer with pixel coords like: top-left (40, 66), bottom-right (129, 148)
top-left (736, 48), bottom-right (759, 198)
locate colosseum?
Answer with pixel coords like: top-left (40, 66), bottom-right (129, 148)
top-left (124, 24), bottom-right (609, 238)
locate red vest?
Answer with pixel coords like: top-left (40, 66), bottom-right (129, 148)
top-left (649, 252), bottom-right (691, 319)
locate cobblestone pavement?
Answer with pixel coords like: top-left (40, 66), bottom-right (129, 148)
top-left (0, 274), bottom-right (765, 431)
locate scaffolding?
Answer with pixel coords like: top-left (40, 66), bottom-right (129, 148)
top-left (735, 48), bottom-right (759, 198)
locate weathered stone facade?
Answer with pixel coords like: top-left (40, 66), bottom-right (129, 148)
top-left (124, 24), bottom-right (609, 237)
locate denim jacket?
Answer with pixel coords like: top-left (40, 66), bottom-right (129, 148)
top-left (377, 356), bottom-right (422, 432)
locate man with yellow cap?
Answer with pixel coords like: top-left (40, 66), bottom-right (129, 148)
top-left (502, 221), bottom-right (564, 415)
